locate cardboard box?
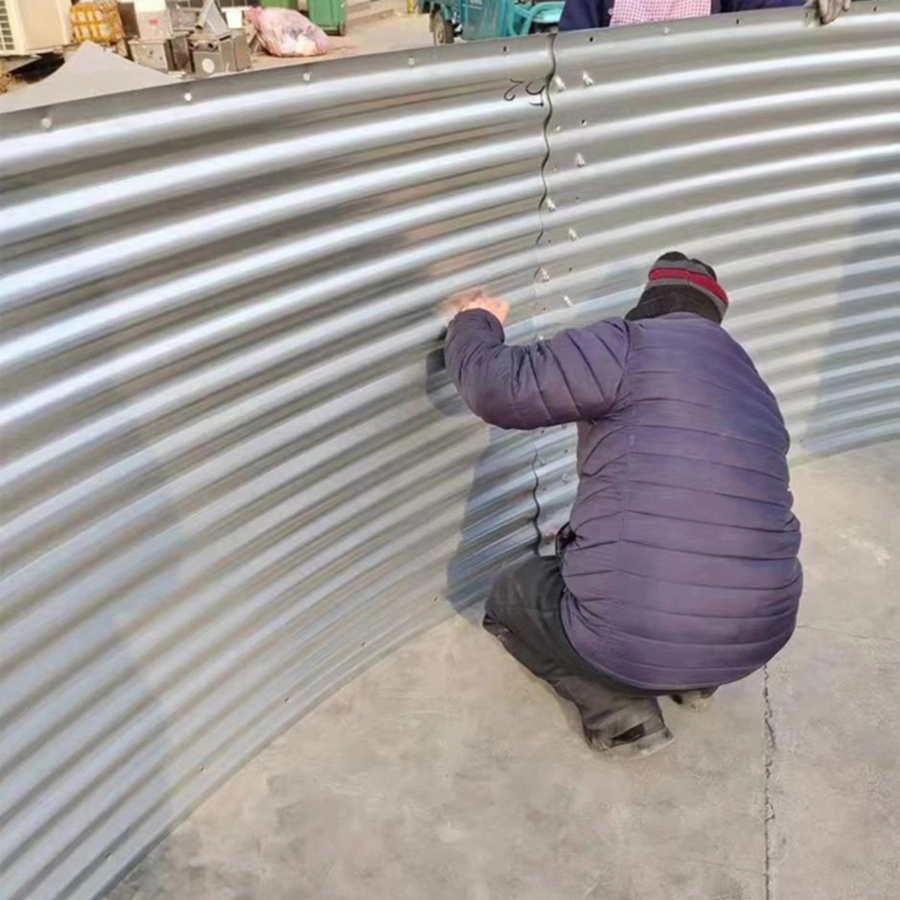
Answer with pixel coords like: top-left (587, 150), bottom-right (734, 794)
top-left (136, 10), bottom-right (173, 40)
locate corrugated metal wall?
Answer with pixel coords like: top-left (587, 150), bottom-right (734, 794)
top-left (1, 6), bottom-right (898, 899)
top-left (532, 4), bottom-right (900, 536)
top-left (0, 39), bottom-right (552, 900)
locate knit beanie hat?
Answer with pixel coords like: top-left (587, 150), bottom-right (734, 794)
top-left (625, 252), bottom-right (729, 324)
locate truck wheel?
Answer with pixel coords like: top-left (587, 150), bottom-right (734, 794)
top-left (430, 11), bottom-right (454, 44)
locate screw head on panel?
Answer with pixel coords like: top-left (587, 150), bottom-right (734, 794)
top-left (553, 75), bottom-right (566, 92)
top-left (546, 199), bottom-right (558, 212)
top-left (563, 295), bottom-right (573, 307)
top-left (582, 72), bottom-right (594, 87)
top-left (568, 228), bottom-right (579, 241)
top-left (575, 153), bottom-right (586, 167)
top-left (538, 268), bottom-right (551, 282)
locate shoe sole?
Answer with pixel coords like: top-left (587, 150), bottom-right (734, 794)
top-left (608, 727), bottom-right (675, 760)
top-left (586, 726), bottom-right (675, 760)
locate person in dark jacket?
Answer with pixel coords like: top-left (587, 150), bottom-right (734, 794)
top-left (559, 0), bottom-right (846, 32)
top-left (443, 253), bottom-right (802, 758)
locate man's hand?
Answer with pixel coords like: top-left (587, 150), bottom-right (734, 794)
top-left (442, 288), bottom-right (510, 326)
top-left (817, 0), bottom-right (851, 24)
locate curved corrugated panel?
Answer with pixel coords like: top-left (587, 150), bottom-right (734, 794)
top-left (2, 9), bottom-right (898, 898)
top-left (531, 4), bottom-right (900, 537)
top-left (0, 40), bottom-right (552, 900)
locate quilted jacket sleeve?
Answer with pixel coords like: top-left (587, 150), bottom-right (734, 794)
top-left (444, 309), bottom-right (630, 429)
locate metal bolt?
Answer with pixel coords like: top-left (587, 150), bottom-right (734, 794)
top-left (563, 295), bottom-right (573, 307)
top-left (303, 72), bottom-right (311, 82)
top-left (408, 57), bottom-right (416, 66)
top-left (40, 117), bottom-right (52, 129)
top-left (546, 199), bottom-right (557, 212)
top-left (183, 92), bottom-right (192, 102)
top-left (582, 72), bottom-right (594, 87)
top-left (553, 75), bottom-right (566, 92)
top-left (538, 268), bottom-right (551, 283)
top-left (568, 228), bottom-right (579, 241)
top-left (575, 153), bottom-right (586, 168)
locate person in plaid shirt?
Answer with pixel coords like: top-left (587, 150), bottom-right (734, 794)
top-left (559, 0), bottom-right (850, 30)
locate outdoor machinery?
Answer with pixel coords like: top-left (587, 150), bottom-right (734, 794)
top-left (418, 0), bottom-right (563, 43)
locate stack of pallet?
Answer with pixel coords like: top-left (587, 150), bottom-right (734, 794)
top-left (70, 0), bottom-right (127, 55)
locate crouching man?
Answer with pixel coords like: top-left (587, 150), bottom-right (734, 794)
top-left (444, 253), bottom-right (802, 758)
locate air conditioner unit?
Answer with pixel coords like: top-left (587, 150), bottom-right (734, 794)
top-left (0, 0), bottom-right (73, 56)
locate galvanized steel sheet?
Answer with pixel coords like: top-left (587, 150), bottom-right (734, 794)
top-left (532, 4), bottom-right (900, 537)
top-left (1, 7), bottom-right (898, 898)
top-left (0, 39), bottom-right (551, 900)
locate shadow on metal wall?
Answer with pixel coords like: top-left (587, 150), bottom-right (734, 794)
top-left (801, 153), bottom-right (900, 457)
top-left (425, 337), bottom-right (540, 616)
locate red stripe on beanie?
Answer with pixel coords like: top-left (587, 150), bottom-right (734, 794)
top-left (649, 268), bottom-right (729, 306)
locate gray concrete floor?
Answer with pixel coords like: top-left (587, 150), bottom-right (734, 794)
top-left (107, 442), bottom-right (899, 900)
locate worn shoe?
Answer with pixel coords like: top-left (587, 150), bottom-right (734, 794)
top-left (669, 688), bottom-right (717, 711)
top-left (584, 722), bottom-right (675, 760)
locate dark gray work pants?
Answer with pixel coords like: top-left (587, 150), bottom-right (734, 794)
top-left (483, 555), bottom-right (667, 745)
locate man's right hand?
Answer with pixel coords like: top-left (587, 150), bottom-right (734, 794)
top-left (817, 0), bottom-right (851, 23)
top-left (442, 289), bottom-right (511, 326)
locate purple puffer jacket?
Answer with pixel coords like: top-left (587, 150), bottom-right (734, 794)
top-left (445, 309), bottom-right (801, 690)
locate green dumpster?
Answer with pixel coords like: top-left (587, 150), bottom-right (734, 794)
top-left (308, 0), bottom-right (347, 34)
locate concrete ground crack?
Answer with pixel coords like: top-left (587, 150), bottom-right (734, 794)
top-left (762, 663), bottom-right (776, 900)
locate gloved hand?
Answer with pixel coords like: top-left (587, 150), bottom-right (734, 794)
top-left (816, 0), bottom-right (851, 24)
